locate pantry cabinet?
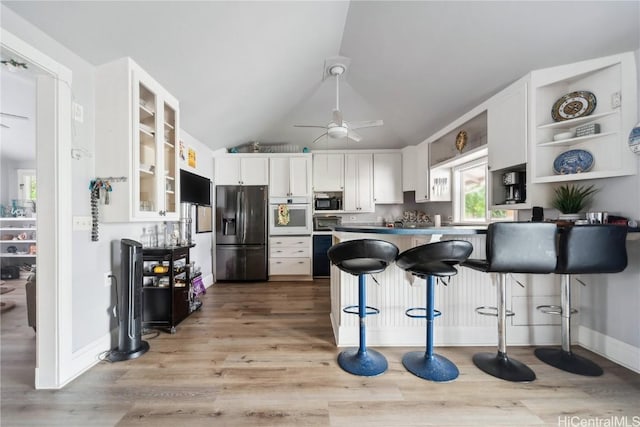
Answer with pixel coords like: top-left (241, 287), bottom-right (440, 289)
top-left (96, 57), bottom-right (180, 222)
top-left (414, 142), bottom-right (430, 202)
top-left (215, 155), bottom-right (269, 185)
top-left (269, 155), bottom-right (312, 198)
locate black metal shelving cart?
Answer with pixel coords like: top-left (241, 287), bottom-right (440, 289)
top-left (142, 245), bottom-right (196, 333)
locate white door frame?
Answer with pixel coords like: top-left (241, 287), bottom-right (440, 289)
top-left (1, 28), bottom-right (72, 389)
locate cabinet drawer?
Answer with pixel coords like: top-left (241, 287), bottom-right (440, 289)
top-left (270, 247), bottom-right (310, 258)
top-left (269, 258), bottom-right (311, 275)
top-left (270, 236), bottom-right (311, 247)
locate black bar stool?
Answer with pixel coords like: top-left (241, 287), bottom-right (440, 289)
top-left (328, 239), bottom-right (399, 376)
top-left (462, 222), bottom-right (558, 382)
top-left (535, 224), bottom-right (628, 376)
top-left (395, 240), bottom-right (473, 382)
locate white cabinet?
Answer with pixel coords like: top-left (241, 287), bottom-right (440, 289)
top-left (269, 155), bottom-right (312, 198)
top-left (96, 57), bottom-right (180, 222)
top-left (401, 146), bottom-right (417, 192)
top-left (344, 153), bottom-right (374, 212)
top-left (214, 155), bottom-right (269, 185)
top-left (269, 236), bottom-right (312, 278)
top-left (488, 78), bottom-right (528, 172)
top-left (0, 217), bottom-right (37, 271)
top-left (530, 52), bottom-right (637, 183)
top-left (312, 153), bottom-right (344, 192)
top-left (373, 152), bottom-right (403, 204)
top-left (414, 142), bottom-right (430, 202)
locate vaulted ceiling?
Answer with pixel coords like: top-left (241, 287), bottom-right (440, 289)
top-left (3, 1), bottom-right (640, 152)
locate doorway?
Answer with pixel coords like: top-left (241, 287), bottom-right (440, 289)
top-left (1, 28), bottom-right (73, 389)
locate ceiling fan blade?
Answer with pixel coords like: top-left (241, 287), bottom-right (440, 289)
top-left (312, 132), bottom-right (329, 144)
top-left (332, 109), bottom-right (343, 126)
top-left (348, 130), bottom-right (362, 142)
top-left (294, 124), bottom-right (327, 129)
top-left (348, 119), bottom-right (383, 130)
top-left (0, 112), bottom-right (28, 120)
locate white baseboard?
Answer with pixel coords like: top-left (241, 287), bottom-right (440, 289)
top-left (579, 326), bottom-right (640, 373)
top-left (203, 273), bottom-right (214, 289)
top-left (58, 333), bottom-right (111, 389)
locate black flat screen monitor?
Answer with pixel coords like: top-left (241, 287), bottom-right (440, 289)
top-left (180, 169), bottom-right (211, 206)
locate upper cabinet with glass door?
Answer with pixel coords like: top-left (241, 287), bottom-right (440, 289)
top-left (96, 57), bottom-right (180, 222)
top-left (530, 52), bottom-right (637, 183)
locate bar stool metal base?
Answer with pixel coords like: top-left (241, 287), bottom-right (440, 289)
top-left (473, 351), bottom-right (536, 382)
top-left (402, 352), bottom-right (459, 382)
top-left (338, 348), bottom-right (388, 377)
top-left (534, 348), bottom-right (603, 377)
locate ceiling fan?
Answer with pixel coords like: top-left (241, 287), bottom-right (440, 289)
top-left (294, 63), bottom-right (383, 143)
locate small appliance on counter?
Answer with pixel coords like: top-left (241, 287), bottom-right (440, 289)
top-left (313, 215), bottom-right (341, 231)
top-left (502, 171), bottom-right (526, 204)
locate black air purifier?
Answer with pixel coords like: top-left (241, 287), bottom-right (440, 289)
top-left (107, 239), bottom-right (149, 362)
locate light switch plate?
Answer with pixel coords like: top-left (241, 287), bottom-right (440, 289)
top-left (72, 102), bottom-right (84, 123)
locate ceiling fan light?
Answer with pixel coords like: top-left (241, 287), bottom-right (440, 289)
top-left (327, 126), bottom-right (348, 139)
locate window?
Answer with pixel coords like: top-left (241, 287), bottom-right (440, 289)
top-left (453, 158), bottom-right (515, 224)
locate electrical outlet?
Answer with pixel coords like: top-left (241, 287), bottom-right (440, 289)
top-left (72, 216), bottom-right (92, 231)
top-left (611, 91), bottom-right (621, 108)
top-left (350, 216), bottom-right (356, 221)
top-left (104, 272), bottom-right (113, 287)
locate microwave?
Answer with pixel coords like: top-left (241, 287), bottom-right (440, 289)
top-left (315, 196), bottom-right (341, 210)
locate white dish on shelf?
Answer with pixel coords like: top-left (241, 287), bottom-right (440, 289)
top-left (553, 131), bottom-right (574, 141)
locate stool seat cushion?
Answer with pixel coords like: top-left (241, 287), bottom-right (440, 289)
top-left (462, 222), bottom-right (557, 274)
top-left (556, 225), bottom-right (627, 274)
top-left (396, 240), bottom-right (473, 277)
top-left (328, 239), bottom-right (399, 276)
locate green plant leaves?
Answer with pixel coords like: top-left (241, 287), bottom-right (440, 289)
top-left (551, 184), bottom-right (599, 214)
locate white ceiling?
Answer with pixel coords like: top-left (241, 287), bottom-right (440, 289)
top-left (3, 1), bottom-right (639, 153)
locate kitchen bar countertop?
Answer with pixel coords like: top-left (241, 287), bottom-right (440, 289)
top-left (332, 224), bottom-right (487, 235)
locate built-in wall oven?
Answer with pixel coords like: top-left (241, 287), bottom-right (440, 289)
top-left (269, 197), bottom-right (312, 235)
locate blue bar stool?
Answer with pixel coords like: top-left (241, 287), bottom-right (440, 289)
top-left (535, 224), bottom-right (628, 376)
top-left (328, 239), bottom-right (399, 376)
top-left (462, 222), bottom-right (558, 382)
top-left (395, 240), bottom-right (473, 382)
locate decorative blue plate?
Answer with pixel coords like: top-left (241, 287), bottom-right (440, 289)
top-left (553, 149), bottom-right (594, 174)
top-left (629, 122), bottom-right (640, 155)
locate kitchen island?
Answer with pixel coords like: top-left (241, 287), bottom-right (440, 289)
top-left (329, 224), bottom-right (563, 348)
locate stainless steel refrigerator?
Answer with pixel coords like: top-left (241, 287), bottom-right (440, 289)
top-left (215, 185), bottom-right (268, 281)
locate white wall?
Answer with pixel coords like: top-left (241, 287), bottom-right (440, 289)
top-left (179, 129), bottom-right (214, 286)
top-left (576, 49), bottom-right (640, 350)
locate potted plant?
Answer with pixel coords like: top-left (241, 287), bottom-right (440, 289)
top-left (551, 184), bottom-right (599, 221)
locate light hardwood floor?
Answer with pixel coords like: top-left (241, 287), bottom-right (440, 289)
top-left (1, 279), bottom-right (639, 426)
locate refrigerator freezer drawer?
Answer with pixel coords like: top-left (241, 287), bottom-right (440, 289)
top-left (269, 258), bottom-right (311, 275)
top-left (216, 245), bottom-right (267, 281)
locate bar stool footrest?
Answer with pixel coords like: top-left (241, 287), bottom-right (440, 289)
top-left (472, 351), bottom-right (536, 382)
top-left (405, 307), bottom-right (442, 319)
top-left (342, 305), bottom-right (380, 316)
top-left (338, 347), bottom-right (388, 377)
top-left (536, 305), bottom-right (578, 315)
top-left (475, 306), bottom-right (514, 317)
top-left (402, 351), bottom-right (459, 382)
top-left (534, 347), bottom-right (602, 377)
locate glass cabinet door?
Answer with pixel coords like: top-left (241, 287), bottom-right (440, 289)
top-left (162, 100), bottom-right (179, 218)
top-left (136, 81), bottom-right (160, 218)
